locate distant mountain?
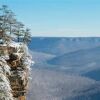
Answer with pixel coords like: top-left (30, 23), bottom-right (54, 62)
top-left (29, 37), bottom-right (100, 55)
top-left (48, 46), bottom-right (100, 66)
top-left (83, 69), bottom-right (100, 81)
top-left (29, 38), bottom-right (100, 79)
top-left (47, 46), bottom-right (100, 79)
top-left (28, 37), bottom-right (100, 100)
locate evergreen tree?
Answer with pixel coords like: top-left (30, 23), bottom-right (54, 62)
top-left (7, 10), bottom-right (16, 35)
top-left (0, 5), bottom-right (12, 42)
top-left (13, 21), bottom-right (24, 42)
top-left (23, 28), bottom-right (31, 44)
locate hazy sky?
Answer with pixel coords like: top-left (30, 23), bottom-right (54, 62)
top-left (0, 0), bottom-right (100, 37)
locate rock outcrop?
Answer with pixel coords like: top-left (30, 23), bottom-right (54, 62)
top-left (0, 41), bottom-right (33, 100)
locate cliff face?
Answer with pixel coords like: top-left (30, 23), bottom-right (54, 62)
top-left (0, 41), bottom-right (33, 100)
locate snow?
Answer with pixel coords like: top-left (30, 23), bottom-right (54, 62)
top-left (0, 40), bottom-right (34, 100)
top-left (0, 60), bottom-right (13, 100)
top-left (0, 76), bottom-right (13, 100)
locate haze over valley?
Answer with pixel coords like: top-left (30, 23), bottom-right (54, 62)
top-left (28, 37), bottom-right (100, 100)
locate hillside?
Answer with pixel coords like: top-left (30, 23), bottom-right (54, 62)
top-left (25, 37), bottom-right (100, 100)
top-left (47, 46), bottom-right (100, 75)
top-left (48, 46), bottom-right (100, 65)
top-left (27, 68), bottom-right (100, 100)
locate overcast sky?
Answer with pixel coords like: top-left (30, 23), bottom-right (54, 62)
top-left (0, 0), bottom-right (100, 37)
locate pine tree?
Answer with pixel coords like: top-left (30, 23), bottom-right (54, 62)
top-left (0, 5), bottom-right (12, 42)
top-left (13, 21), bottom-right (24, 42)
top-left (7, 10), bottom-right (16, 35)
top-left (23, 28), bottom-right (31, 44)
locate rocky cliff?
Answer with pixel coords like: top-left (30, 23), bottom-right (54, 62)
top-left (0, 41), bottom-right (33, 100)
